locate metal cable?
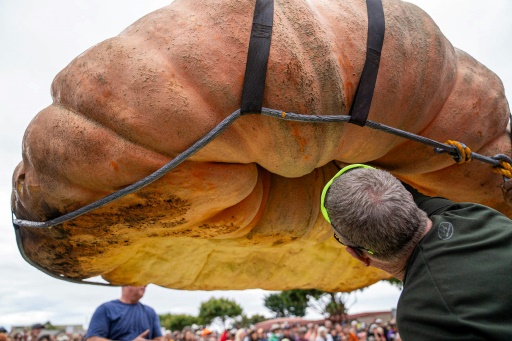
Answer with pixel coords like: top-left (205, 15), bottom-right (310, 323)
top-left (260, 108), bottom-right (506, 166)
top-left (13, 109), bottom-right (242, 228)
top-left (13, 107), bottom-right (510, 230)
top-left (12, 109), bottom-right (242, 285)
top-left (13, 218), bottom-right (115, 286)
top-left (12, 107), bottom-right (511, 285)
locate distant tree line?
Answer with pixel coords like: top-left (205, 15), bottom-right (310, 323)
top-left (158, 297), bottom-right (267, 331)
top-left (158, 280), bottom-right (401, 330)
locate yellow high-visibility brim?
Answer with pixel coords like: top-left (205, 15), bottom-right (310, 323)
top-left (320, 164), bottom-right (375, 224)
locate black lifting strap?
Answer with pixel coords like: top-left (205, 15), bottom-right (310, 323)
top-left (348, 0), bottom-right (385, 126)
top-left (240, 0), bottom-right (274, 114)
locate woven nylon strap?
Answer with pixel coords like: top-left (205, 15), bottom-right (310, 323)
top-left (240, 0), bottom-right (383, 122)
top-left (240, 0), bottom-right (274, 114)
top-left (348, 0), bottom-right (385, 126)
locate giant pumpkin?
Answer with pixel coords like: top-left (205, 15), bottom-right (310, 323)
top-left (11, 0), bottom-right (511, 291)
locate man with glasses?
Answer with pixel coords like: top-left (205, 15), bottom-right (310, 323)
top-left (321, 164), bottom-right (512, 340)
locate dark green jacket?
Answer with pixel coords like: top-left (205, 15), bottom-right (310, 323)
top-left (397, 184), bottom-right (512, 340)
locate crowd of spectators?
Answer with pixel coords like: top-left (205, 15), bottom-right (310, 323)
top-left (163, 318), bottom-right (400, 341)
top-left (0, 318), bottom-right (400, 341)
top-left (0, 324), bottom-right (82, 341)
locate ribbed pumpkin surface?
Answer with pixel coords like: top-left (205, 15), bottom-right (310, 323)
top-left (11, 0), bottom-right (510, 290)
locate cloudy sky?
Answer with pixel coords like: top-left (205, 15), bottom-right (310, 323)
top-left (1, 0), bottom-right (510, 331)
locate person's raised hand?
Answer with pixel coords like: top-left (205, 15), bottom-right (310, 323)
top-left (133, 330), bottom-right (150, 341)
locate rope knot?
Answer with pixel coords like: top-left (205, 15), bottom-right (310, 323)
top-left (445, 140), bottom-right (472, 163)
top-left (491, 154), bottom-right (512, 179)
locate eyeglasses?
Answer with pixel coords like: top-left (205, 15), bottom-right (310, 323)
top-left (333, 232), bottom-right (374, 256)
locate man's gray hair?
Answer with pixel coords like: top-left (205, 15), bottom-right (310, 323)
top-left (324, 168), bottom-right (428, 261)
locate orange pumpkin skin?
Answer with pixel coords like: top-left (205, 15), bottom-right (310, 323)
top-left (11, 0), bottom-right (510, 290)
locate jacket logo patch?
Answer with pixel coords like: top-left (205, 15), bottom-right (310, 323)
top-left (438, 222), bottom-right (454, 240)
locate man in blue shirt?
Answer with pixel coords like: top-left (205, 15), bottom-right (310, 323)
top-left (86, 286), bottom-right (164, 341)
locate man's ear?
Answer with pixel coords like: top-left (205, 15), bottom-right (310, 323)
top-left (346, 246), bottom-right (371, 267)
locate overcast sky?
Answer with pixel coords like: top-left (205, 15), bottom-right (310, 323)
top-left (1, 0), bottom-right (510, 331)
